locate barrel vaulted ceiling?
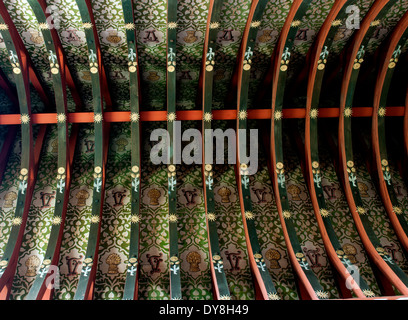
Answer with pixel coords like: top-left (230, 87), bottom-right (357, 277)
top-left (0, 0), bottom-right (407, 115)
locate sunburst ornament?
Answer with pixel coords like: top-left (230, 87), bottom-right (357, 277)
top-left (0, 23), bottom-right (8, 30)
top-left (52, 216), bottom-right (62, 225)
top-left (251, 20), bottom-right (261, 28)
top-left (344, 107), bottom-right (353, 117)
top-left (238, 110), bottom-right (247, 120)
top-left (378, 107), bottom-right (386, 117)
top-left (393, 206), bottom-right (402, 215)
top-left (57, 113), bottom-right (67, 123)
top-left (283, 210), bottom-right (291, 219)
top-left (168, 22), bottom-right (178, 29)
top-left (310, 108), bottom-right (319, 119)
top-left (209, 21), bottom-right (220, 29)
top-left (83, 22), bottom-right (93, 29)
top-left (370, 19), bottom-right (380, 27)
top-left (268, 292), bottom-right (280, 300)
top-left (124, 23), bottom-right (136, 30)
top-left (332, 19), bottom-right (342, 26)
top-left (245, 211), bottom-right (255, 220)
top-left (90, 215), bottom-right (100, 224)
top-left (315, 290), bottom-right (329, 299)
top-left (169, 214), bottom-right (178, 223)
top-left (38, 22), bottom-right (49, 30)
top-left (203, 112), bottom-right (213, 122)
top-left (274, 110), bottom-right (283, 121)
top-left (167, 112), bottom-right (176, 122)
top-left (363, 289), bottom-right (375, 298)
top-left (130, 112), bottom-right (140, 123)
top-left (130, 215), bottom-right (141, 224)
top-left (219, 295), bottom-right (231, 300)
top-left (291, 20), bottom-right (301, 27)
top-left (94, 113), bottom-right (103, 123)
top-left (12, 217), bottom-right (22, 226)
top-left (320, 209), bottom-right (330, 218)
top-left (20, 114), bottom-right (30, 124)
top-left (207, 212), bottom-right (216, 222)
top-left (356, 206), bottom-right (366, 215)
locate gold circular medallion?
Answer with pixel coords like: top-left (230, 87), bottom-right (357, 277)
top-left (13, 68), bottom-right (21, 74)
top-left (58, 167), bottom-right (65, 175)
top-left (43, 259), bottom-right (51, 265)
top-left (132, 165), bottom-right (139, 173)
top-left (212, 255), bottom-right (221, 261)
top-left (90, 67), bottom-right (98, 74)
top-left (206, 65), bottom-right (213, 72)
top-left (51, 68), bottom-right (59, 75)
top-left (280, 65), bottom-right (288, 72)
top-left (20, 168), bottom-right (28, 176)
top-left (167, 65), bottom-right (175, 72)
top-left (129, 66), bottom-right (137, 73)
top-left (129, 258), bottom-right (137, 264)
top-left (170, 256), bottom-right (179, 262)
top-left (353, 63), bottom-right (360, 70)
top-left (84, 258), bottom-right (93, 264)
top-left (317, 63), bottom-right (325, 70)
top-left (388, 61), bottom-right (396, 69)
top-left (243, 64), bottom-right (251, 71)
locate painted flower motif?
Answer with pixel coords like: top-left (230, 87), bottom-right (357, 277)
top-left (52, 216), bottom-right (62, 225)
top-left (167, 112), bottom-right (176, 122)
top-left (203, 112), bottom-right (213, 122)
top-left (94, 113), bottom-right (103, 123)
top-left (205, 164), bottom-right (212, 172)
top-left (378, 107), bottom-right (386, 117)
top-left (212, 255), bottom-right (221, 261)
top-left (83, 22), bottom-right (93, 29)
top-left (370, 20), bottom-right (380, 27)
top-left (20, 114), bottom-right (30, 124)
top-left (312, 161), bottom-right (319, 169)
top-left (130, 215), bottom-right (141, 223)
top-left (132, 165), bottom-right (139, 173)
top-left (381, 159), bottom-right (388, 166)
top-left (43, 259), bottom-right (51, 265)
top-left (363, 289), bottom-right (375, 298)
top-left (268, 292), bottom-right (280, 300)
top-left (168, 22), bottom-right (178, 29)
top-left (283, 211), bottom-right (291, 219)
top-left (346, 160), bottom-right (354, 168)
top-left (20, 168), bottom-right (28, 176)
top-left (84, 257), bottom-right (93, 264)
top-left (238, 110), bottom-right (247, 120)
top-left (245, 211), bottom-right (254, 220)
top-left (356, 206), bottom-right (366, 215)
top-left (320, 209), bottom-right (330, 218)
top-left (210, 22), bottom-right (220, 29)
top-left (94, 166), bottom-right (102, 174)
top-left (219, 295), bottom-right (231, 300)
top-left (58, 167), bottom-right (65, 175)
top-left (12, 217), bottom-right (22, 226)
top-left (344, 107), bottom-right (353, 117)
top-left (130, 112), bottom-right (140, 123)
top-left (310, 109), bottom-right (319, 119)
top-left (0, 260), bottom-right (8, 267)
top-left (57, 113), bottom-right (67, 123)
top-left (295, 252), bottom-right (304, 259)
top-left (170, 256), bottom-right (179, 262)
top-left (274, 110), bottom-right (283, 121)
top-left (91, 215), bottom-right (100, 223)
top-left (169, 214), bottom-right (178, 223)
top-left (332, 19), bottom-right (342, 26)
top-left (207, 212), bottom-right (216, 222)
top-left (168, 165), bottom-right (176, 172)
top-left (0, 23), bottom-right (9, 30)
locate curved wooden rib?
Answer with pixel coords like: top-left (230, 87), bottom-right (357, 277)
top-left (371, 11), bottom-right (408, 254)
top-left (121, 0), bottom-right (143, 300)
top-left (73, 0), bottom-right (110, 300)
top-left (338, 0), bottom-right (408, 295)
top-left (270, 0), bottom-right (329, 300)
top-left (0, 4), bottom-right (35, 299)
top-left (23, 0), bottom-right (74, 300)
top-left (166, 0), bottom-right (182, 300)
top-left (235, 0), bottom-right (280, 301)
top-left (200, 0), bottom-right (231, 300)
top-left (304, 0), bottom-right (374, 299)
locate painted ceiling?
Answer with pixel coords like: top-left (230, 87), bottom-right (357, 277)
top-left (0, 0), bottom-right (407, 115)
